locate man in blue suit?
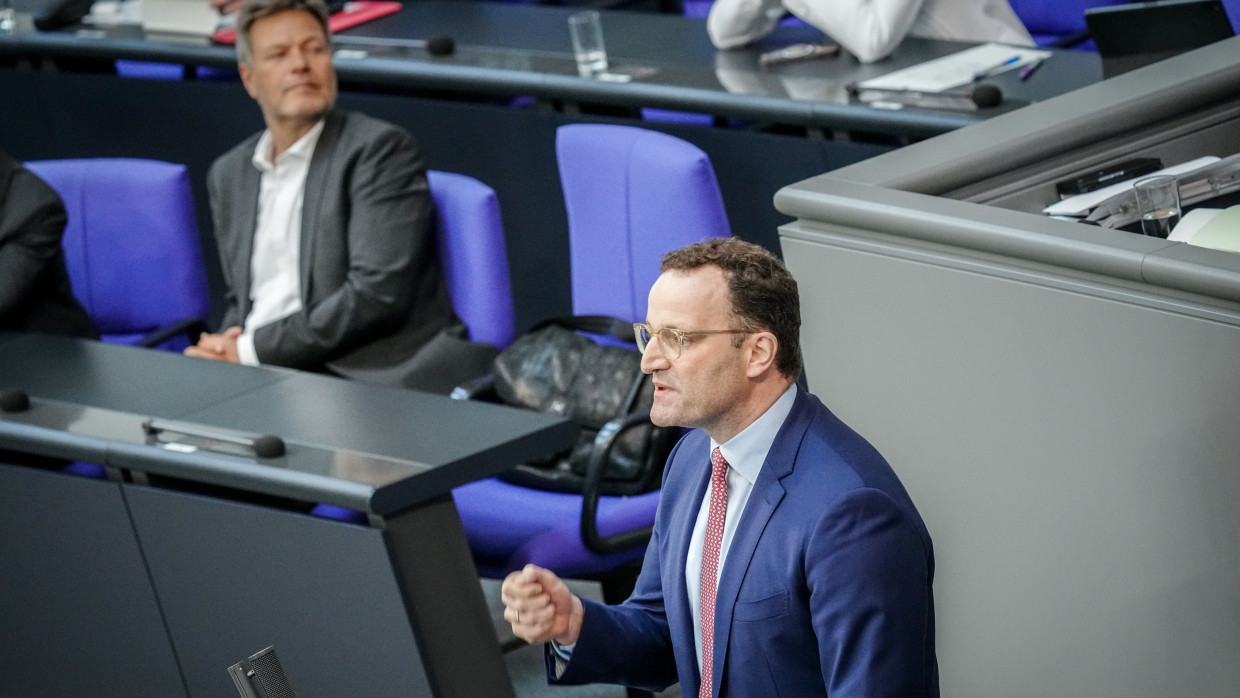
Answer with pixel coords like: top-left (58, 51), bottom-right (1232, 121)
top-left (502, 238), bottom-right (937, 697)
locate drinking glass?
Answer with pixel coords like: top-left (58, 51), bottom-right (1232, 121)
top-left (1133, 175), bottom-right (1181, 238)
top-left (568, 10), bottom-right (608, 76)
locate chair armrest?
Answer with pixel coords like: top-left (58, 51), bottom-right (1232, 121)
top-left (580, 410), bottom-right (656, 554)
top-left (137, 317), bottom-right (209, 349)
top-left (450, 373), bottom-right (499, 402)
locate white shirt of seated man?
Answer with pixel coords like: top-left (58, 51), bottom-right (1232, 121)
top-left (707, 0), bottom-right (1033, 64)
top-left (236, 118), bottom-right (325, 366)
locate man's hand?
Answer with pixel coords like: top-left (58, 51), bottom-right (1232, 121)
top-left (184, 326), bottom-right (242, 363)
top-left (501, 564), bottom-right (585, 646)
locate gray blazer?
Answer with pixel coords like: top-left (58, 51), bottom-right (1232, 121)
top-left (208, 109), bottom-right (479, 392)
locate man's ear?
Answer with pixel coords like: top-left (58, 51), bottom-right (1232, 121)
top-left (238, 63), bottom-right (257, 100)
top-left (745, 331), bottom-right (778, 378)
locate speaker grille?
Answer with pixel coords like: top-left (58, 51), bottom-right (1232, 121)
top-left (249, 646), bottom-right (298, 698)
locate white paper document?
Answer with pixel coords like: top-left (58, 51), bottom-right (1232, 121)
top-left (857, 43), bottom-right (1052, 92)
top-left (141, 0), bottom-right (220, 36)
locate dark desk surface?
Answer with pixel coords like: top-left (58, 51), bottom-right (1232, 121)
top-left (0, 332), bottom-right (577, 515)
top-left (0, 0), bottom-right (1102, 138)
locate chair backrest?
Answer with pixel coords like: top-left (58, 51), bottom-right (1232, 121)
top-left (24, 158), bottom-right (208, 349)
top-left (1007, 0), bottom-right (1128, 46)
top-left (427, 170), bottom-right (516, 349)
top-left (556, 124), bottom-right (731, 324)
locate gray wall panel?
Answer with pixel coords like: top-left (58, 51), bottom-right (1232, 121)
top-left (0, 464), bottom-right (187, 697)
top-left (782, 230), bottom-right (1240, 696)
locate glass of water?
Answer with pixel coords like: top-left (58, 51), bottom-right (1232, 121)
top-left (568, 10), bottom-right (608, 77)
top-left (1133, 175), bottom-right (1181, 238)
top-left (0, 0), bottom-right (16, 34)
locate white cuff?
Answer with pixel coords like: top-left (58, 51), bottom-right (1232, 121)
top-left (236, 331), bottom-right (260, 366)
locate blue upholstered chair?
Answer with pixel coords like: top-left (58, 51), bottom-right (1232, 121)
top-left (24, 158), bottom-right (209, 352)
top-left (452, 124), bottom-right (731, 602)
top-left (1008, 0), bottom-right (1129, 48)
top-left (426, 170), bottom-right (516, 350)
top-left (558, 123), bottom-right (731, 320)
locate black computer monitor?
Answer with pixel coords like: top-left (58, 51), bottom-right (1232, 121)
top-left (1086, 0), bottom-right (1236, 77)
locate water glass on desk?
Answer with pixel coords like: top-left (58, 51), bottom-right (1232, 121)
top-left (0, 0), bottom-right (16, 34)
top-left (1133, 175), bottom-right (1181, 238)
top-left (568, 10), bottom-right (608, 76)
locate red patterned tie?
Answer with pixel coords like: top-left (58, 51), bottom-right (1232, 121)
top-left (699, 447), bottom-right (729, 698)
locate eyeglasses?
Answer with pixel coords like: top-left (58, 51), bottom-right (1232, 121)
top-left (632, 323), bottom-right (750, 360)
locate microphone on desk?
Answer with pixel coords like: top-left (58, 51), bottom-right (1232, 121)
top-left (333, 34), bottom-right (457, 57)
top-left (847, 82), bottom-right (1004, 111)
top-left (1, 388), bottom-right (30, 413)
top-left (142, 418), bottom-right (287, 459)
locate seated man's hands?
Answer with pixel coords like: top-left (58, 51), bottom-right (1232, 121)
top-left (501, 564), bottom-right (585, 646)
top-left (184, 326), bottom-right (242, 362)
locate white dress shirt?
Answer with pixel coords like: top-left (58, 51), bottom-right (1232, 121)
top-left (685, 382), bottom-right (797, 672)
top-left (707, 0), bottom-right (1033, 63)
top-left (236, 120), bottom-right (325, 366)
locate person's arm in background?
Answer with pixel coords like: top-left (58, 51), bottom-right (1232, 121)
top-left (709, 0), bottom-right (924, 63)
top-left (782, 0), bottom-right (922, 63)
top-left (0, 163), bottom-right (68, 319)
top-left (707, 0), bottom-right (790, 49)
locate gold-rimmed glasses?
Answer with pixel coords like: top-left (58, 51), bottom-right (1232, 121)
top-left (632, 323), bottom-right (750, 360)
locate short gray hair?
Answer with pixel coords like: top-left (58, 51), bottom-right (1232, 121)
top-left (235, 0), bottom-right (331, 66)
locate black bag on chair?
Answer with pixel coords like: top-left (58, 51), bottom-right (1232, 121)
top-left (460, 315), bottom-right (677, 497)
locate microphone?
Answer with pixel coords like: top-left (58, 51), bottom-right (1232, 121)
top-left (334, 34), bottom-right (456, 57)
top-left (0, 388), bottom-right (30, 413)
top-left (847, 82), bottom-right (1003, 111)
top-left (142, 418), bottom-right (287, 459)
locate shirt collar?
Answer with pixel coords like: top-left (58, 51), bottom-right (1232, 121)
top-left (251, 118), bottom-right (327, 173)
top-left (712, 383), bottom-right (798, 487)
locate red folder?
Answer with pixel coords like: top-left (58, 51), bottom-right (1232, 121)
top-left (212, 1), bottom-right (402, 45)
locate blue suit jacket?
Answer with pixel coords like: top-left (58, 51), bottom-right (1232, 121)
top-left (552, 387), bottom-right (938, 697)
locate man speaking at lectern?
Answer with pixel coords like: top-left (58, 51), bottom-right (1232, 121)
top-left (186, 0), bottom-right (483, 393)
top-left (502, 238), bottom-right (938, 697)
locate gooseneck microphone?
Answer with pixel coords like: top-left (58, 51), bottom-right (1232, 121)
top-left (142, 418), bottom-right (287, 459)
top-left (847, 82), bottom-right (1004, 110)
top-left (334, 34), bottom-right (456, 57)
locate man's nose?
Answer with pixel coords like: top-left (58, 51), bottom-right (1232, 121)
top-left (639, 341), bottom-right (669, 374)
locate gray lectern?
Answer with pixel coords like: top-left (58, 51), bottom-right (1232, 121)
top-left (776, 38), bottom-right (1240, 698)
top-left (0, 332), bottom-right (577, 698)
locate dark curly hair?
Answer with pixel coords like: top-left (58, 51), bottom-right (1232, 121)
top-left (661, 238), bottom-right (802, 379)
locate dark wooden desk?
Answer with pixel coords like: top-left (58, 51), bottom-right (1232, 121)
top-left (0, 332), bottom-right (576, 697)
top-left (0, 2), bottom-right (1102, 331)
top-left (0, 1), bottom-right (1100, 138)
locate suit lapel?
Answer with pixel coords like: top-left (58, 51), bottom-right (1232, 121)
top-left (299, 109), bottom-right (343, 298)
top-left (708, 390), bottom-right (813, 693)
top-left (234, 155), bottom-right (261, 320)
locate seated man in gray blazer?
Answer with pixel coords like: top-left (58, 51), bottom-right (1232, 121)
top-left (186, 0), bottom-right (486, 393)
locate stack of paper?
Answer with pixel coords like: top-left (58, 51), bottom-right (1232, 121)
top-left (1169, 206), bottom-right (1240, 253)
top-left (1043, 155), bottom-right (1240, 229)
top-left (856, 43), bottom-right (1051, 93)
